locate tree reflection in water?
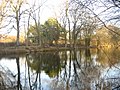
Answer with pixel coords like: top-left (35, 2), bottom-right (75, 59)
top-left (50, 49), bottom-right (101, 90)
top-left (16, 57), bottom-right (22, 90)
top-left (26, 51), bottom-right (61, 90)
top-left (0, 48), bottom-right (120, 90)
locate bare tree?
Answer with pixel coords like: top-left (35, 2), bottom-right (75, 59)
top-left (59, 6), bottom-right (69, 47)
top-left (27, 0), bottom-right (47, 46)
top-left (62, 0), bottom-right (99, 47)
top-left (0, 0), bottom-right (28, 46)
top-left (0, 0), bottom-right (13, 37)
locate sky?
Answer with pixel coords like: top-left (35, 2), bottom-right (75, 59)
top-left (0, 0), bottom-right (66, 36)
top-left (27, 0), bottom-right (65, 24)
top-left (1, 0), bottom-right (117, 36)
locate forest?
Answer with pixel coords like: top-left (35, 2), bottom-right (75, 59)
top-left (0, 0), bottom-right (120, 52)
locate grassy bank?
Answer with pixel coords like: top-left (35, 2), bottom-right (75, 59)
top-left (0, 46), bottom-right (70, 55)
top-left (0, 45), bottom-right (97, 55)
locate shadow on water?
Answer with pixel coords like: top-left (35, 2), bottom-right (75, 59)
top-left (0, 48), bottom-right (120, 90)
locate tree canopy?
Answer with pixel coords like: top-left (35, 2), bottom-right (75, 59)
top-left (27, 18), bottom-right (64, 45)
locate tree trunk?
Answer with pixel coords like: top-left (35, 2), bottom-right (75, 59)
top-left (16, 11), bottom-right (20, 46)
top-left (73, 22), bottom-right (77, 48)
top-left (67, 18), bottom-right (72, 48)
top-left (64, 31), bottom-right (67, 47)
top-left (85, 37), bottom-right (91, 47)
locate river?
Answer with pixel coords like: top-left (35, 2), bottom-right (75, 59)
top-left (0, 48), bottom-right (120, 90)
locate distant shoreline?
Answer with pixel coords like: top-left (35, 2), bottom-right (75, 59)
top-left (0, 45), bottom-right (97, 55)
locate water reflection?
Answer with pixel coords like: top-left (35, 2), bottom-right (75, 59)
top-left (27, 52), bottom-right (61, 77)
top-left (0, 48), bottom-right (120, 90)
top-left (26, 52), bottom-right (61, 90)
top-left (16, 57), bottom-right (22, 90)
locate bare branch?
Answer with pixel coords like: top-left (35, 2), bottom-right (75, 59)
top-left (74, 0), bottom-right (120, 36)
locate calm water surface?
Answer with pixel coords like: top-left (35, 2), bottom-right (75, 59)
top-left (0, 48), bottom-right (120, 90)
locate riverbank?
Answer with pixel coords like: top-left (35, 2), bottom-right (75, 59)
top-left (0, 46), bottom-right (69, 55)
top-left (0, 45), bottom-right (97, 55)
